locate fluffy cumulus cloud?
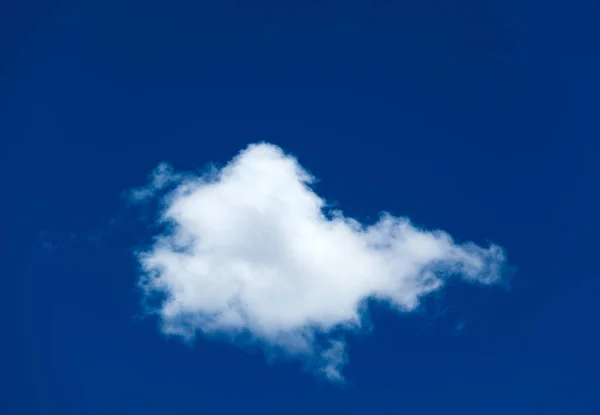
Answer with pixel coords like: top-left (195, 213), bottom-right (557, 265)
top-left (135, 143), bottom-right (506, 381)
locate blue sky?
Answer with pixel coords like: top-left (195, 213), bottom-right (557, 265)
top-left (2, 0), bottom-right (600, 413)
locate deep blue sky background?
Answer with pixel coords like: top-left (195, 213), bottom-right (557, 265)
top-left (2, 0), bottom-right (599, 413)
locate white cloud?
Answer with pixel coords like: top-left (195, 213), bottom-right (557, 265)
top-left (135, 142), bottom-right (506, 381)
top-left (129, 162), bottom-right (181, 202)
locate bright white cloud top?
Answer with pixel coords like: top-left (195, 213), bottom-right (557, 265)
top-left (134, 143), bottom-right (506, 381)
